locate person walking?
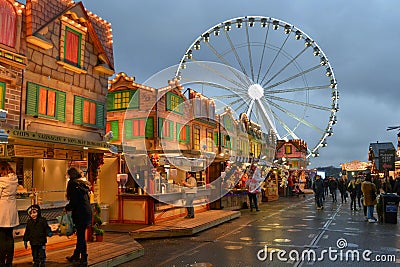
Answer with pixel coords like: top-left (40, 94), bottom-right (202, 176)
top-left (287, 175), bottom-right (294, 197)
top-left (0, 161), bottom-right (19, 267)
top-left (394, 175), bottom-right (400, 196)
top-left (361, 173), bottom-right (378, 223)
top-left (355, 177), bottom-right (363, 209)
top-left (65, 167), bottom-right (92, 267)
top-left (389, 176), bottom-right (395, 193)
top-left (323, 178), bottom-right (329, 199)
top-left (23, 204), bottom-right (52, 267)
top-left (338, 177), bottom-right (347, 204)
top-left (245, 163), bottom-right (263, 211)
top-left (182, 172), bottom-right (197, 218)
top-left (313, 175), bottom-right (324, 210)
top-left (328, 177), bottom-right (338, 203)
top-left (347, 179), bottom-right (358, 211)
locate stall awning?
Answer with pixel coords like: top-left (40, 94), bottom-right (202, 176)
top-left (2, 128), bottom-right (112, 159)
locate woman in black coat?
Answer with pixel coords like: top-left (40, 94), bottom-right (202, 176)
top-left (65, 167), bottom-right (92, 266)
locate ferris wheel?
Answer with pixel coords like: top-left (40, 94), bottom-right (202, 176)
top-left (175, 16), bottom-right (339, 159)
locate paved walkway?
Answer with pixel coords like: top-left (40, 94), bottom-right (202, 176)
top-left (13, 209), bottom-right (241, 266)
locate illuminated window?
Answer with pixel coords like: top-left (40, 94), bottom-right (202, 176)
top-left (0, 1), bottom-right (16, 47)
top-left (158, 118), bottom-right (173, 139)
top-left (285, 145), bottom-right (292, 154)
top-left (26, 82), bottom-right (66, 121)
top-left (193, 126), bottom-right (200, 150)
top-left (0, 82), bottom-right (5, 109)
top-left (124, 117), bottom-right (153, 139)
top-left (206, 130), bottom-right (213, 152)
top-left (108, 90), bottom-right (138, 111)
top-left (38, 88), bottom-right (56, 117)
top-left (83, 100), bottom-right (97, 125)
top-left (176, 123), bottom-right (190, 143)
top-left (59, 19), bottom-right (87, 72)
top-left (74, 96), bottom-right (104, 128)
top-left (166, 92), bottom-right (183, 114)
top-left (64, 27), bottom-right (81, 66)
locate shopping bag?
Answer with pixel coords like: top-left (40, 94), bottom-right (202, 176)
top-left (56, 212), bottom-right (75, 237)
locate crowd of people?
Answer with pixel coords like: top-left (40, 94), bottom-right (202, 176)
top-left (312, 172), bottom-right (400, 223)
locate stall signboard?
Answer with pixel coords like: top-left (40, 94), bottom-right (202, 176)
top-left (5, 129), bottom-right (109, 149)
top-left (379, 149), bottom-right (395, 171)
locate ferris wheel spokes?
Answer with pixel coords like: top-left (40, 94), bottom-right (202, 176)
top-left (266, 95), bottom-right (331, 112)
top-left (182, 80), bottom-right (247, 95)
top-left (245, 22), bottom-right (255, 81)
top-left (263, 46), bottom-right (309, 86)
top-left (223, 30), bottom-right (249, 77)
top-left (264, 98), bottom-right (324, 133)
top-left (267, 107), bottom-right (299, 140)
top-left (204, 42), bottom-right (252, 87)
top-left (258, 32), bottom-right (291, 86)
top-left (263, 64), bottom-right (321, 90)
top-left (265, 84), bottom-right (331, 94)
top-left (256, 23), bottom-right (270, 84)
top-left (188, 58), bottom-right (250, 91)
top-left (255, 99), bottom-right (278, 138)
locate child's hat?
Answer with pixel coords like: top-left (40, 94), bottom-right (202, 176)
top-left (27, 204), bottom-right (41, 215)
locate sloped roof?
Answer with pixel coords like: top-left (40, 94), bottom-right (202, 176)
top-left (26, 0), bottom-right (114, 69)
top-left (276, 139), bottom-right (307, 152)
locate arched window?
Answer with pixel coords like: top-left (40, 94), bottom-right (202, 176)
top-left (0, 0), bottom-right (16, 47)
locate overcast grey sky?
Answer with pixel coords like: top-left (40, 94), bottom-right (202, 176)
top-left (81, 0), bottom-right (400, 168)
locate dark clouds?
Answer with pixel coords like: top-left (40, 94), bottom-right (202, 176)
top-left (82, 0), bottom-right (399, 168)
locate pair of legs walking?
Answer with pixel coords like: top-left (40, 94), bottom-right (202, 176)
top-left (66, 224), bottom-right (89, 266)
top-left (350, 196), bottom-right (358, 210)
top-left (248, 193), bottom-right (259, 211)
top-left (366, 205), bottom-right (377, 222)
top-left (185, 193), bottom-right (195, 218)
top-left (315, 193), bottom-right (324, 209)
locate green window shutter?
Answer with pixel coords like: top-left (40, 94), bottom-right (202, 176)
top-left (26, 82), bottom-right (38, 116)
top-left (73, 96), bottom-right (83, 125)
top-left (185, 125), bottom-right (190, 143)
top-left (169, 121), bottom-right (174, 140)
top-left (176, 123), bottom-right (181, 140)
top-left (130, 90), bottom-right (139, 109)
top-left (166, 93), bottom-right (171, 111)
top-left (107, 92), bottom-right (114, 111)
top-left (55, 91), bottom-right (66, 122)
top-left (110, 120), bottom-right (119, 140)
top-left (178, 97), bottom-right (183, 113)
top-left (96, 102), bottom-right (105, 129)
top-left (124, 119), bottom-right (133, 139)
top-left (145, 117), bottom-right (154, 138)
top-left (158, 118), bottom-right (164, 137)
top-left (214, 132), bottom-right (219, 146)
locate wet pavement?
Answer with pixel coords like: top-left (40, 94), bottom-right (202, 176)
top-left (118, 194), bottom-right (400, 267)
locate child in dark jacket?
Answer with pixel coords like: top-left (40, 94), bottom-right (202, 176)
top-left (23, 204), bottom-right (52, 267)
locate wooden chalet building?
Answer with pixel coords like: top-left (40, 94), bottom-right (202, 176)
top-left (0, 0), bottom-right (115, 235)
